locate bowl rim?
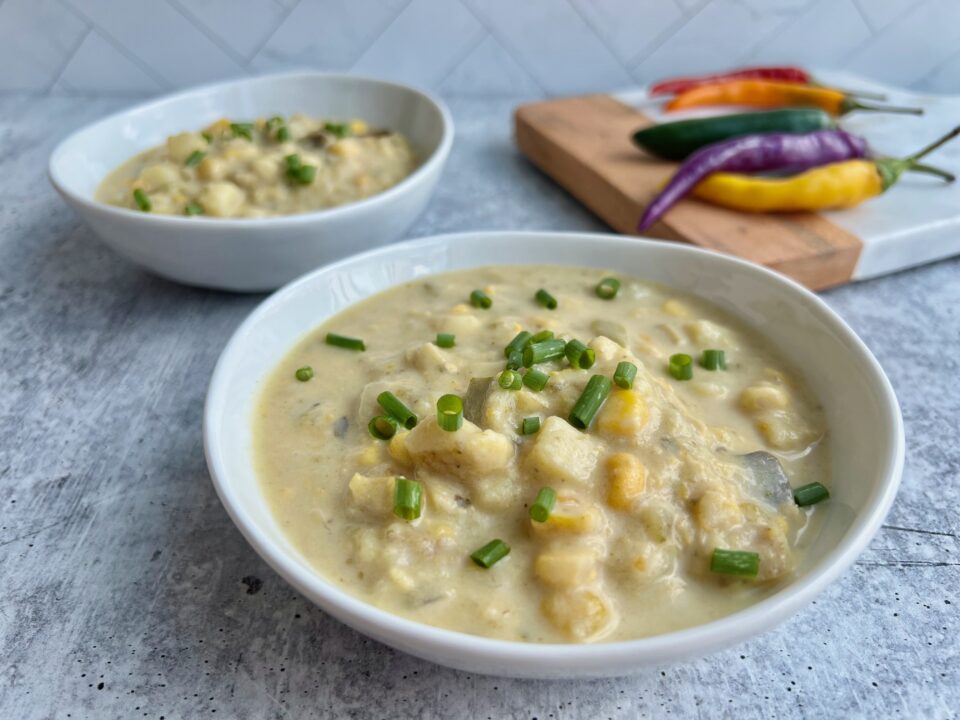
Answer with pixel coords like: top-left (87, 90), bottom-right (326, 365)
top-left (47, 71), bottom-right (454, 228)
top-left (203, 230), bottom-right (904, 671)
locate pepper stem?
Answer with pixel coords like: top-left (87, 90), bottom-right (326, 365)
top-left (875, 126), bottom-right (960, 191)
top-left (909, 162), bottom-right (956, 183)
top-left (905, 125), bottom-right (960, 162)
top-left (843, 98), bottom-right (924, 116)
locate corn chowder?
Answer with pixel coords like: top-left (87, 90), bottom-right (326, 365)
top-left (254, 266), bottom-right (831, 643)
top-left (96, 115), bottom-right (417, 218)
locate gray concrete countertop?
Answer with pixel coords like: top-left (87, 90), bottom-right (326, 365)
top-left (1, 95), bottom-right (957, 720)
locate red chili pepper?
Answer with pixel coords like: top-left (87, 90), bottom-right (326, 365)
top-left (650, 66), bottom-right (811, 96)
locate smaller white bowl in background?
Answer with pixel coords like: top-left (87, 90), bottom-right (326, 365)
top-left (204, 230), bottom-right (904, 678)
top-left (48, 73), bottom-right (453, 292)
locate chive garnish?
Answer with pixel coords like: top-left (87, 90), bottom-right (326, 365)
top-left (324, 121), bottom-right (351, 138)
top-left (470, 289), bottom-right (492, 309)
top-left (520, 416), bottom-right (541, 436)
top-left (669, 353), bottom-right (693, 380)
top-left (529, 487), bottom-right (556, 522)
top-left (201, 131), bottom-right (213, 143)
top-left (523, 339), bottom-right (566, 367)
top-left (436, 333), bottom-right (456, 348)
top-left (569, 375), bottom-right (612, 430)
top-left (266, 115), bottom-right (284, 130)
top-left (294, 366), bottom-right (313, 382)
top-left (701, 349), bottom-right (727, 371)
top-left (184, 150), bottom-right (206, 167)
top-left (504, 331), bottom-right (532, 358)
top-left (230, 122), bottom-right (254, 140)
top-left (498, 369), bottom-right (522, 391)
top-left (505, 350), bottom-right (523, 371)
top-left (614, 361), bottom-right (637, 389)
top-left (132, 188), bottom-right (151, 212)
top-left (471, 539), bottom-right (510, 568)
top-left (184, 202), bottom-right (204, 216)
top-left (436, 394), bottom-right (463, 432)
top-left (564, 339), bottom-right (596, 370)
top-left (710, 549), bottom-right (760, 578)
top-left (596, 277), bottom-right (620, 300)
top-left (793, 482), bottom-right (830, 507)
top-left (393, 477), bottom-right (423, 520)
top-left (285, 154), bottom-right (316, 185)
top-left (535, 288), bottom-right (558, 310)
top-left (522, 368), bottom-right (550, 392)
top-left (325, 333), bottom-right (365, 351)
top-left (276, 126), bottom-right (291, 142)
top-left (377, 391), bottom-right (418, 430)
top-left (368, 415), bottom-right (398, 440)
top-left (530, 329), bottom-right (554, 344)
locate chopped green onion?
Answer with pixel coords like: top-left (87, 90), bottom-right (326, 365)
top-left (529, 487), bottom-right (556, 522)
top-left (520, 416), bottom-right (541, 436)
top-left (535, 288), bottom-right (558, 310)
top-left (231, 122), bottom-right (254, 140)
top-left (523, 339), bottom-right (566, 367)
top-left (470, 289), bottom-right (492, 309)
top-left (377, 391), bottom-right (418, 430)
top-left (701, 349), bottom-right (727, 371)
top-left (504, 331), bottom-right (532, 358)
top-left (393, 477), bottom-right (423, 520)
top-left (614, 361), bottom-right (637, 389)
top-left (669, 353), bottom-right (693, 381)
top-left (294, 366), bottom-right (313, 382)
top-left (284, 153), bottom-right (315, 184)
top-left (498, 369), bottom-right (522, 391)
top-left (184, 202), bottom-right (204, 216)
top-left (436, 394), bottom-right (463, 432)
top-left (710, 549), bottom-right (760, 578)
top-left (564, 339), bottom-right (596, 370)
top-left (132, 188), bottom-right (151, 212)
top-left (368, 415), bottom-right (398, 440)
top-left (793, 482), bottom-right (830, 507)
top-left (470, 539), bottom-right (510, 568)
top-left (596, 277), bottom-right (620, 300)
top-left (266, 115), bottom-right (284, 130)
top-left (285, 153), bottom-right (301, 170)
top-left (325, 333), bottom-right (365, 351)
top-left (530, 329), bottom-right (554, 344)
top-left (276, 126), bottom-right (291, 142)
top-left (324, 121), bottom-right (351, 138)
top-left (505, 350), bottom-right (523, 371)
top-left (522, 368), bottom-right (550, 392)
top-left (569, 374), bottom-right (612, 430)
top-left (436, 333), bottom-right (456, 348)
top-left (184, 150), bottom-right (206, 167)
top-left (201, 131), bottom-right (213, 143)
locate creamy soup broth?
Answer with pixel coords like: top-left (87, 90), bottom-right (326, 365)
top-left (254, 266), bottom-right (829, 643)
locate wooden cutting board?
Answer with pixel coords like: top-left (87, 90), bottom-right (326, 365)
top-left (514, 94), bottom-right (861, 290)
top-left (514, 72), bottom-right (960, 291)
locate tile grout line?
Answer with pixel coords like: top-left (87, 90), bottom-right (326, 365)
top-left (562, 0), bottom-right (635, 79)
top-left (246, 0), bottom-right (302, 66)
top-left (348, 0), bottom-right (417, 70)
top-left (45, 24), bottom-right (93, 94)
top-left (432, 28), bottom-right (490, 93)
top-left (166, 0), bottom-right (250, 68)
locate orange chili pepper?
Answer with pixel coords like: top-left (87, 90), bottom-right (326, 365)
top-left (665, 80), bottom-right (921, 117)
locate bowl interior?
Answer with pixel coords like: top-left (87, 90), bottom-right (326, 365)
top-left (205, 231), bottom-right (902, 669)
top-left (51, 73), bottom-right (448, 200)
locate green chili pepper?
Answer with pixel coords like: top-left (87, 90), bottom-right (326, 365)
top-left (632, 109), bottom-right (836, 162)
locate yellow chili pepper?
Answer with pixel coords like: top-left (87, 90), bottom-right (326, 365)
top-left (693, 126), bottom-right (960, 213)
top-left (665, 80), bottom-right (922, 117)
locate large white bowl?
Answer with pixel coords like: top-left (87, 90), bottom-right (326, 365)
top-left (48, 73), bottom-right (452, 292)
top-left (203, 231), bottom-right (904, 677)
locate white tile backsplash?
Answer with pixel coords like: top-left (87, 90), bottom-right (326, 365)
top-left (1, 0), bottom-right (958, 96)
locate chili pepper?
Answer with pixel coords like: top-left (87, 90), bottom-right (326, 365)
top-left (649, 65), bottom-right (886, 100)
top-left (665, 80), bottom-right (922, 117)
top-left (637, 130), bottom-right (868, 231)
top-left (633, 109), bottom-right (836, 162)
top-left (690, 126), bottom-right (959, 213)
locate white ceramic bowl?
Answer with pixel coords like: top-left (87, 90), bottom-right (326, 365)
top-left (203, 231), bottom-right (904, 677)
top-left (48, 73), bottom-right (452, 292)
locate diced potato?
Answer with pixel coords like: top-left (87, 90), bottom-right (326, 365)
top-left (739, 385), bottom-right (789, 412)
top-left (605, 453), bottom-right (646, 510)
top-left (139, 162), bottom-right (180, 192)
top-left (197, 156), bottom-right (227, 181)
top-left (756, 415), bottom-right (818, 452)
top-left (425, 478), bottom-right (470, 514)
top-left (348, 473), bottom-right (394, 515)
top-left (404, 417), bottom-right (514, 482)
top-left (541, 587), bottom-right (617, 641)
top-left (530, 492), bottom-right (603, 536)
top-left (198, 181), bottom-right (245, 217)
top-left (406, 342), bottom-right (455, 374)
top-left (596, 389), bottom-right (649, 437)
top-left (252, 157), bottom-right (279, 182)
top-left (429, 313), bottom-right (481, 336)
top-left (684, 319), bottom-right (726, 346)
top-left (388, 431), bottom-right (412, 467)
top-left (165, 131), bottom-right (207, 163)
top-left (588, 335), bottom-right (625, 362)
top-left (356, 444), bottom-right (383, 467)
top-left (691, 381), bottom-right (728, 399)
top-left (662, 299), bottom-right (691, 318)
top-left (693, 489), bottom-right (742, 533)
top-left (523, 416), bottom-right (600, 487)
top-left (535, 548), bottom-right (597, 587)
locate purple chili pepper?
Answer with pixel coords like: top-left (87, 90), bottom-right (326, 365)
top-left (637, 130), bottom-right (868, 231)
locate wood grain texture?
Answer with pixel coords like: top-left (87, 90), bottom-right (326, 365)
top-left (514, 95), bottom-right (863, 290)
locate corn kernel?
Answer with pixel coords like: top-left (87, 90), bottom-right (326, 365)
top-left (596, 389), bottom-right (649, 437)
top-left (388, 431), bottom-right (412, 466)
top-left (662, 299), bottom-right (691, 318)
top-left (740, 385), bottom-right (789, 412)
top-left (606, 453), bottom-right (646, 510)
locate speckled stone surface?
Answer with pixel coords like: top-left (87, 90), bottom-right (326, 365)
top-left (1, 95), bottom-right (957, 720)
